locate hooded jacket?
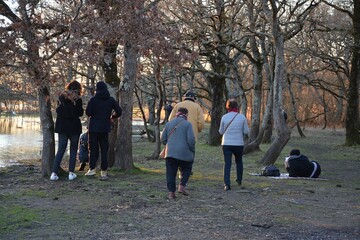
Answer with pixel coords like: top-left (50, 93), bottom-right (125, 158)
top-left (86, 82), bottom-right (122, 133)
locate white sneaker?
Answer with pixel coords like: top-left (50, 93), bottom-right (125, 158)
top-left (50, 172), bottom-right (59, 181)
top-left (85, 169), bottom-right (96, 176)
top-left (68, 172), bottom-right (77, 180)
top-left (100, 170), bottom-right (108, 180)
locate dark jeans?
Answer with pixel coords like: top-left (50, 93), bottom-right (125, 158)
top-left (166, 158), bottom-right (193, 192)
top-left (52, 133), bottom-right (80, 173)
top-left (89, 132), bottom-right (109, 171)
top-left (222, 145), bottom-right (244, 187)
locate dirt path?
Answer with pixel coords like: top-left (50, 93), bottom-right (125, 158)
top-left (0, 128), bottom-right (359, 239)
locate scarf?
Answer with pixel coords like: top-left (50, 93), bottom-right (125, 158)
top-left (227, 108), bottom-right (238, 113)
top-left (176, 112), bottom-right (188, 120)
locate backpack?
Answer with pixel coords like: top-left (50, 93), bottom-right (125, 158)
top-left (261, 165), bottom-right (280, 177)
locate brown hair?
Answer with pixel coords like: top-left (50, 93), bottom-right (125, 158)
top-left (65, 80), bottom-right (82, 95)
top-left (225, 99), bottom-right (238, 110)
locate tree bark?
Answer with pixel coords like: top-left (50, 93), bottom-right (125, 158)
top-left (38, 86), bottom-right (55, 177)
top-left (101, 43), bottom-right (121, 168)
top-left (114, 41), bottom-right (137, 170)
top-left (259, 0), bottom-right (291, 166)
top-left (345, 0), bottom-right (360, 145)
top-left (208, 76), bottom-right (226, 146)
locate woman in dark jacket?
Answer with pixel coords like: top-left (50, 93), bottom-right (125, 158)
top-left (85, 81), bottom-right (122, 180)
top-left (50, 80), bottom-right (84, 181)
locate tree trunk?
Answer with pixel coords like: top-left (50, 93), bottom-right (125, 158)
top-left (248, 61), bottom-right (262, 142)
top-left (287, 74), bottom-right (305, 137)
top-left (101, 43), bottom-right (121, 168)
top-left (114, 41), bottom-right (137, 170)
top-left (259, 0), bottom-right (291, 165)
top-left (38, 86), bottom-right (55, 177)
top-left (150, 62), bottom-right (164, 159)
top-left (244, 80), bottom-right (273, 154)
top-left (345, 0), bottom-right (360, 145)
top-left (208, 76), bottom-right (225, 146)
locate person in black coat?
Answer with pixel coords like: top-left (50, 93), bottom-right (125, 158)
top-left (284, 149), bottom-right (321, 178)
top-left (85, 81), bottom-right (122, 180)
top-left (50, 80), bottom-right (84, 181)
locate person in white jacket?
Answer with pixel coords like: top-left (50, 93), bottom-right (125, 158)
top-left (219, 99), bottom-right (249, 191)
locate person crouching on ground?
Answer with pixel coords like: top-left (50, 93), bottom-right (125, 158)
top-left (161, 107), bottom-right (195, 200)
top-left (85, 81), bottom-right (122, 180)
top-left (284, 149), bottom-right (321, 178)
top-left (77, 129), bottom-right (89, 171)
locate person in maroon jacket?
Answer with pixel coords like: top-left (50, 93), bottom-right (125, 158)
top-left (85, 81), bottom-right (122, 180)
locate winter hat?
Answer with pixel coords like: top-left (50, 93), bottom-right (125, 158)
top-left (96, 81), bottom-right (107, 90)
top-left (290, 149), bottom-right (301, 156)
top-left (184, 90), bottom-right (196, 99)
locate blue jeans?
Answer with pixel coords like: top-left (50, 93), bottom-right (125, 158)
top-left (52, 133), bottom-right (80, 173)
top-left (166, 158), bottom-right (193, 192)
top-left (222, 145), bottom-right (244, 187)
top-left (89, 132), bottom-right (109, 171)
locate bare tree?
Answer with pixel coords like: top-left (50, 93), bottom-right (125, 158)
top-left (0, 0), bottom-right (83, 176)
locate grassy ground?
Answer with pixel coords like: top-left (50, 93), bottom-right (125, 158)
top-left (0, 126), bottom-right (359, 239)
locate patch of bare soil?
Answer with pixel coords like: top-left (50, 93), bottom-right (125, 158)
top-left (0, 129), bottom-right (359, 240)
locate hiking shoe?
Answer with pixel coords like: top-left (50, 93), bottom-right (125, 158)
top-left (168, 192), bottom-right (176, 200)
top-left (85, 169), bottom-right (96, 176)
top-left (178, 185), bottom-right (189, 196)
top-left (100, 170), bottom-right (108, 180)
top-left (224, 185), bottom-right (231, 191)
top-left (68, 172), bottom-right (77, 180)
top-left (50, 172), bottom-right (59, 181)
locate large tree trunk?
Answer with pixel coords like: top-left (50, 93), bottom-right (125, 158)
top-left (259, 0), bottom-right (291, 165)
top-left (114, 41), bottom-right (137, 170)
top-left (101, 43), bottom-right (121, 168)
top-left (38, 86), bottom-right (55, 177)
top-left (345, 0), bottom-right (360, 145)
top-left (208, 76), bottom-right (226, 146)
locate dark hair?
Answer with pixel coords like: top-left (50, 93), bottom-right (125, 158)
top-left (226, 99), bottom-right (238, 110)
top-left (66, 80), bottom-right (82, 95)
top-left (290, 149), bottom-right (301, 156)
top-left (178, 107), bottom-right (188, 115)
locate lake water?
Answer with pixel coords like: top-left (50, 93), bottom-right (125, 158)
top-left (0, 115), bottom-right (42, 167)
top-left (0, 115), bottom-right (147, 168)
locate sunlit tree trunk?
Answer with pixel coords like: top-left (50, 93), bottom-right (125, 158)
top-left (259, 0), bottom-right (291, 166)
top-left (115, 41), bottom-right (137, 170)
top-left (38, 86), bottom-right (55, 177)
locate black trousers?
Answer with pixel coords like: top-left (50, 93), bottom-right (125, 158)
top-left (89, 132), bottom-right (109, 171)
top-left (166, 158), bottom-right (193, 192)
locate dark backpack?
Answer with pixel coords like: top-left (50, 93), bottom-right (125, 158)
top-left (261, 165), bottom-right (280, 177)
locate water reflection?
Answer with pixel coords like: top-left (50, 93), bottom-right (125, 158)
top-left (0, 115), bottom-right (42, 167)
top-left (0, 115), bottom-right (148, 168)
